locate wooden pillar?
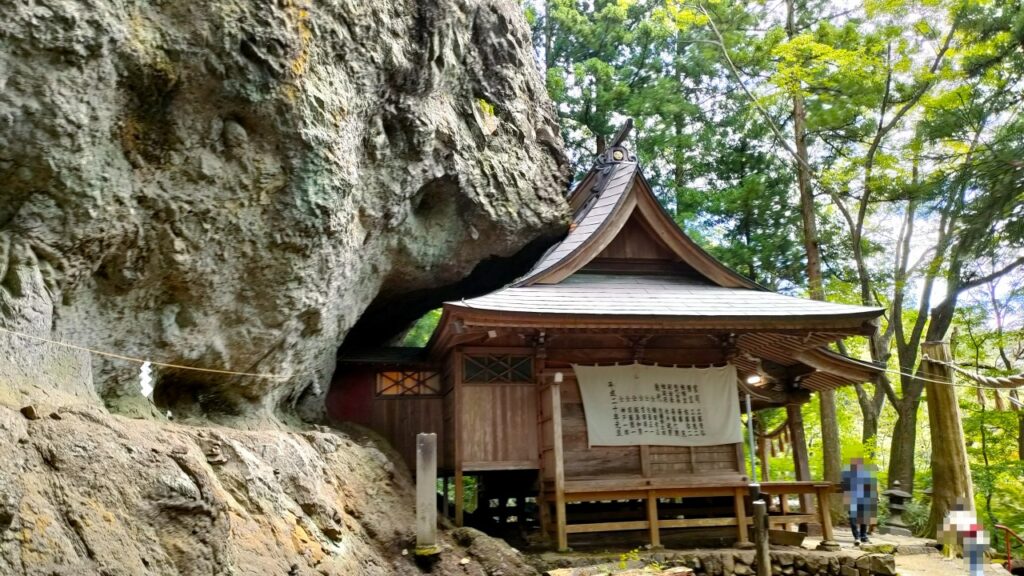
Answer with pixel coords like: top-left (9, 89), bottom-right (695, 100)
top-left (646, 490), bottom-right (661, 548)
top-left (535, 350), bottom-right (550, 540)
top-left (454, 469), bottom-right (464, 526)
top-left (538, 496), bottom-right (551, 538)
top-left (786, 403), bottom-right (815, 514)
top-left (551, 380), bottom-right (568, 551)
top-left (780, 494), bottom-right (794, 531)
top-left (734, 487), bottom-right (751, 546)
top-left (454, 350), bottom-right (464, 526)
top-left (816, 486), bottom-right (835, 542)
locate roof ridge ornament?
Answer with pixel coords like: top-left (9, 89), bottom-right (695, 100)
top-left (611, 118), bottom-right (633, 147)
top-left (595, 118), bottom-right (637, 167)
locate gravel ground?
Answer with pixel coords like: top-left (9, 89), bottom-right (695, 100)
top-left (805, 531), bottom-right (1011, 575)
top-left (895, 551), bottom-right (1008, 575)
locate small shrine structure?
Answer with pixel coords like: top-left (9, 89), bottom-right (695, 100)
top-left (329, 132), bottom-right (883, 550)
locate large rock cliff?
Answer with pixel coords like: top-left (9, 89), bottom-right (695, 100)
top-left (0, 0), bottom-right (569, 422)
top-left (0, 0), bottom-right (568, 573)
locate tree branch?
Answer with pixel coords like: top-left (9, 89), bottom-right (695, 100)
top-left (957, 256), bottom-right (1024, 293)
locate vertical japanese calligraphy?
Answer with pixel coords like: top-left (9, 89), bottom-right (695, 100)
top-left (573, 363), bottom-right (742, 447)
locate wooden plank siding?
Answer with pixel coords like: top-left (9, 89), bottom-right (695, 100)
top-left (371, 397), bottom-right (443, 472)
top-left (460, 384), bottom-right (538, 469)
top-left (594, 213), bottom-right (679, 261)
top-left (327, 366), bottom-right (446, 474)
top-left (551, 371), bottom-right (743, 481)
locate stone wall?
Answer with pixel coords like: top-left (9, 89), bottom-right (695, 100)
top-left (534, 549), bottom-right (897, 576)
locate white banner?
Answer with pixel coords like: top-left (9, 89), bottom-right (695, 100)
top-left (572, 363), bottom-right (742, 447)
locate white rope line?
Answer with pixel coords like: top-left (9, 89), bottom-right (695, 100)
top-left (0, 325), bottom-right (290, 380)
top-left (834, 352), bottom-right (1019, 391)
top-left (924, 356), bottom-right (1024, 389)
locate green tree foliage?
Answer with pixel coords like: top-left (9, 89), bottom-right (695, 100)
top-left (532, 0), bottom-right (818, 290)
top-left (955, 297), bottom-right (1024, 542)
top-left (400, 309), bottom-right (442, 347)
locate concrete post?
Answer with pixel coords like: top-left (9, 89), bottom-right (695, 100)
top-left (753, 500), bottom-right (771, 576)
top-left (415, 433), bottom-right (440, 556)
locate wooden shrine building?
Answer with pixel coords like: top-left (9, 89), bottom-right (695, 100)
top-left (329, 139), bottom-right (884, 550)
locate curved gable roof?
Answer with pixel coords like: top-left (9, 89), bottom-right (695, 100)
top-left (515, 145), bottom-right (759, 289)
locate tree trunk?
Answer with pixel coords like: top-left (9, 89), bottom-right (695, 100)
top-left (1018, 408), bottom-right (1024, 461)
top-left (785, 0), bottom-right (840, 516)
top-left (792, 100), bottom-right (822, 300)
top-left (819, 389), bottom-right (842, 514)
top-left (922, 341), bottom-right (974, 536)
top-left (785, 2), bottom-right (822, 301)
top-left (887, 398), bottom-right (920, 491)
top-left (858, 381), bottom-right (887, 446)
top-left (859, 390), bottom-right (879, 444)
top-left (787, 402), bottom-right (816, 517)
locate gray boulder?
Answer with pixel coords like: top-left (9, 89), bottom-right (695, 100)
top-left (0, 0), bottom-right (569, 422)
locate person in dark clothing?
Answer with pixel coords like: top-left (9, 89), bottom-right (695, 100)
top-left (840, 457), bottom-right (878, 545)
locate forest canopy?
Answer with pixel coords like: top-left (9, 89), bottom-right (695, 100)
top-left (523, 0), bottom-right (1024, 538)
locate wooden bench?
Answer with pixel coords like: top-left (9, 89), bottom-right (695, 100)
top-left (540, 477), bottom-right (835, 551)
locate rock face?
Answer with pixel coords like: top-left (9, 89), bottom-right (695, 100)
top-left (0, 0), bottom-right (569, 420)
top-left (1, 1), bottom-right (566, 572)
top-left (0, 404), bottom-right (540, 575)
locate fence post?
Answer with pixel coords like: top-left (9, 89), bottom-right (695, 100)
top-left (416, 433), bottom-right (440, 556)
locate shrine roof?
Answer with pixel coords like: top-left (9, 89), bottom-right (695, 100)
top-left (517, 160), bottom-right (638, 284)
top-left (448, 273), bottom-right (881, 323)
top-left (513, 143), bottom-right (760, 289)
top-left (426, 133), bottom-right (884, 391)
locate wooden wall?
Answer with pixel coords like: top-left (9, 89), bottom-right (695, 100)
top-left (540, 383), bottom-right (558, 482)
top-left (329, 335), bottom-right (745, 482)
top-left (542, 334), bottom-right (744, 483)
top-left (553, 370), bottom-right (742, 481)
top-left (328, 366), bottom-right (445, 473)
top-left (372, 396), bottom-right (443, 471)
top-left (455, 348), bottom-right (539, 471)
top-left (461, 384), bottom-right (537, 469)
top-left (326, 367), bottom-right (375, 427)
top-left (445, 335), bottom-right (744, 483)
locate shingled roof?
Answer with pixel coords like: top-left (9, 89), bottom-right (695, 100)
top-left (517, 160), bottom-right (638, 284)
top-left (429, 140), bottom-right (884, 391)
top-left (447, 143), bottom-right (881, 327)
top-left (454, 274), bottom-right (880, 323)
top-left (514, 145), bottom-right (759, 289)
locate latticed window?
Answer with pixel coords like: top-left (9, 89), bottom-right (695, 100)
top-left (375, 371), bottom-right (441, 396)
top-left (463, 355), bottom-right (534, 383)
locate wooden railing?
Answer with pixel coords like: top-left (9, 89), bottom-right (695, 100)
top-left (995, 524), bottom-right (1024, 572)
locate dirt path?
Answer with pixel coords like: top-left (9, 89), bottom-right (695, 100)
top-left (803, 532), bottom-right (1011, 576)
top-left (895, 551), bottom-right (1007, 575)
